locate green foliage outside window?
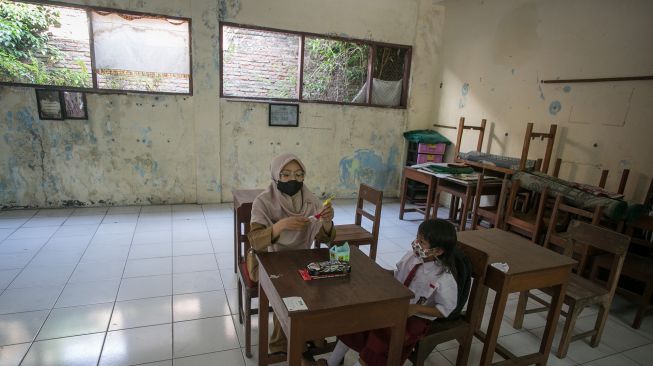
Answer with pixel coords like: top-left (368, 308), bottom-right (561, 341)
top-left (303, 38), bottom-right (369, 102)
top-left (0, 0), bottom-right (91, 87)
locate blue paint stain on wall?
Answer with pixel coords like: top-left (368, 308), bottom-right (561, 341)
top-left (64, 144), bottom-right (73, 160)
top-left (459, 82), bottom-right (470, 108)
top-left (549, 100), bottom-right (562, 115)
top-left (338, 147), bottom-right (399, 190)
top-left (563, 85), bottom-right (571, 93)
top-left (511, 68), bottom-right (515, 75)
top-left (461, 83), bottom-right (470, 96)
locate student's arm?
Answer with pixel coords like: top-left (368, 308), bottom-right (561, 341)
top-left (408, 304), bottom-right (445, 318)
top-left (248, 222), bottom-right (275, 251)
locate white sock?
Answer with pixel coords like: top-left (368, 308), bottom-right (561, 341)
top-left (327, 340), bottom-right (350, 366)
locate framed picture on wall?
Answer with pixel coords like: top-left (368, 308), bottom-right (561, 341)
top-left (35, 89), bottom-right (64, 120)
top-left (269, 103), bottom-right (299, 127)
top-left (62, 91), bottom-right (88, 119)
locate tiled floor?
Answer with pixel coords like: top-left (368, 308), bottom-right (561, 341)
top-left (0, 200), bottom-right (651, 366)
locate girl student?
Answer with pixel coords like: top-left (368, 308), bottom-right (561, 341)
top-left (312, 219), bottom-right (470, 366)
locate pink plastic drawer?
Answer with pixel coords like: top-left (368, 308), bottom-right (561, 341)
top-left (417, 143), bottom-right (446, 155)
top-left (416, 153), bottom-right (443, 164)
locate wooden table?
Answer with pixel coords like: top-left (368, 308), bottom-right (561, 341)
top-left (457, 229), bottom-right (575, 366)
top-left (399, 167), bottom-right (438, 220)
top-left (257, 246), bottom-right (413, 366)
top-left (435, 175), bottom-right (503, 231)
top-left (233, 189), bottom-right (264, 272)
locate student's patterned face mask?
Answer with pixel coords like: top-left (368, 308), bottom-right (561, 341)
top-left (411, 240), bottom-right (429, 259)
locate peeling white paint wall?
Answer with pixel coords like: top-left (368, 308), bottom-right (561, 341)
top-left (435, 0), bottom-right (653, 203)
top-left (1, 0), bottom-right (444, 208)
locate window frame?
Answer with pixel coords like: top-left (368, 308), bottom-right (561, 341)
top-left (0, 0), bottom-right (193, 96)
top-left (219, 22), bottom-right (412, 109)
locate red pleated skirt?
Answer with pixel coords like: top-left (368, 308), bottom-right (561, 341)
top-left (339, 316), bottom-right (432, 366)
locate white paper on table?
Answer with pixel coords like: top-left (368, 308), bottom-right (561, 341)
top-left (490, 262), bottom-right (509, 273)
top-left (283, 296), bottom-right (308, 312)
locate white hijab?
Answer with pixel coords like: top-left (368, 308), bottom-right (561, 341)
top-left (250, 153), bottom-right (323, 251)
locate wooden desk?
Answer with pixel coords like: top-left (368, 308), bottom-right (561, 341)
top-left (257, 246), bottom-right (413, 366)
top-left (399, 167), bottom-right (438, 220)
top-left (435, 175), bottom-right (503, 231)
top-left (457, 229), bottom-right (575, 366)
top-left (233, 189), bottom-right (264, 272)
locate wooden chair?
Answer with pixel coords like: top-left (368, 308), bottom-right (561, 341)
top-left (502, 179), bottom-right (550, 243)
top-left (453, 116), bottom-right (486, 162)
top-left (471, 122), bottom-right (557, 231)
top-left (235, 202), bottom-right (257, 358)
top-left (543, 193), bottom-right (603, 272)
top-left (591, 212), bottom-right (653, 329)
top-left (332, 183), bottom-right (382, 260)
top-left (409, 244), bottom-right (489, 366)
top-left (513, 221), bottom-right (630, 358)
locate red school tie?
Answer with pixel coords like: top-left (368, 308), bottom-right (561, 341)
top-left (403, 263), bottom-right (423, 287)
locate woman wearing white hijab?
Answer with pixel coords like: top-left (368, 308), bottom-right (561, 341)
top-left (249, 152), bottom-right (335, 355)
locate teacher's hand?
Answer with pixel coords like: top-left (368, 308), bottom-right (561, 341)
top-left (319, 203), bottom-right (334, 222)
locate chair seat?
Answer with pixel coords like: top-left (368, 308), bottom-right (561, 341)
top-left (238, 262), bottom-right (257, 289)
top-left (333, 224), bottom-right (373, 244)
top-left (565, 275), bottom-right (610, 303)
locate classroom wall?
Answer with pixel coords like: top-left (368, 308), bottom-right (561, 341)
top-left (434, 0), bottom-right (653, 203)
top-left (0, 0), bottom-right (445, 208)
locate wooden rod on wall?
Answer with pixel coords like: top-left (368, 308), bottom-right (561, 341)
top-left (432, 124), bottom-right (457, 129)
top-left (541, 75), bottom-right (653, 84)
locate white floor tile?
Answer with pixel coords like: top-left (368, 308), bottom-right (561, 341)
top-left (174, 349), bottom-right (245, 366)
top-left (0, 252), bottom-right (34, 270)
top-left (21, 333), bottom-right (105, 366)
top-left (173, 291), bottom-right (231, 322)
top-left (583, 353), bottom-right (641, 366)
top-left (55, 279), bottom-right (120, 308)
top-left (0, 286), bottom-right (62, 314)
top-left (173, 270), bottom-right (223, 295)
top-left (109, 296), bottom-right (172, 330)
top-left (0, 310), bottom-right (49, 346)
top-left (172, 241), bottom-right (214, 256)
top-left (118, 275), bottom-right (172, 301)
top-left (69, 261), bottom-right (125, 283)
top-left (100, 324), bottom-right (172, 366)
top-left (173, 254), bottom-right (219, 273)
top-left (173, 316), bottom-right (239, 358)
top-left (37, 302), bottom-right (113, 340)
top-left (129, 243), bottom-right (172, 260)
top-left (9, 265), bottom-right (74, 288)
top-left (123, 257), bottom-right (172, 278)
top-left (622, 343), bottom-right (653, 365)
top-left (0, 342), bottom-right (30, 365)
top-left (0, 269), bottom-right (21, 289)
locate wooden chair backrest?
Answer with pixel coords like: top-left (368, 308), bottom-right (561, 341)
top-left (563, 221), bottom-right (630, 295)
top-left (236, 202), bottom-right (253, 264)
top-left (454, 117), bottom-right (486, 161)
top-left (355, 183), bottom-right (383, 241)
top-left (458, 244), bottom-right (490, 326)
top-left (519, 123), bottom-right (557, 172)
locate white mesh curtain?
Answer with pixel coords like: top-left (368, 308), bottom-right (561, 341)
top-left (91, 11), bottom-right (190, 76)
top-left (351, 78), bottom-right (403, 106)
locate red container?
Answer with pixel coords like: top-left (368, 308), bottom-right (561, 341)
top-left (416, 153), bottom-right (443, 164)
top-left (417, 143), bottom-right (446, 155)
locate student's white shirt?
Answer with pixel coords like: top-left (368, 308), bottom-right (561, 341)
top-left (394, 250), bottom-right (458, 320)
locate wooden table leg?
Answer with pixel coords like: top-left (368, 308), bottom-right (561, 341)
top-left (480, 286), bottom-right (510, 366)
top-left (258, 286), bottom-right (270, 366)
top-left (287, 322), bottom-right (304, 366)
top-left (399, 175), bottom-right (408, 220)
top-left (234, 208), bottom-right (238, 273)
top-left (387, 306), bottom-right (408, 365)
top-left (424, 177), bottom-right (434, 220)
top-left (539, 282), bottom-right (567, 365)
top-left (459, 187), bottom-right (473, 231)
